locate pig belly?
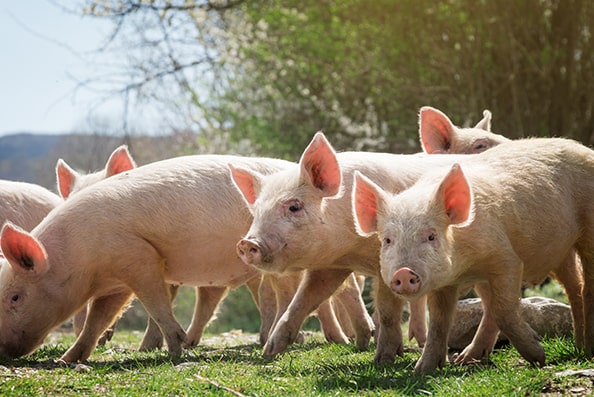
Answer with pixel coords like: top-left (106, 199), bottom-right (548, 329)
top-left (163, 253), bottom-right (257, 288)
top-left (519, 241), bottom-right (575, 285)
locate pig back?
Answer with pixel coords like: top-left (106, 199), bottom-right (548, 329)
top-left (33, 155), bottom-right (293, 287)
top-left (0, 180), bottom-right (61, 231)
top-left (450, 137), bottom-right (594, 279)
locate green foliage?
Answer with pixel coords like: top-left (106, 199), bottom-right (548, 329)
top-left (0, 331), bottom-right (591, 396)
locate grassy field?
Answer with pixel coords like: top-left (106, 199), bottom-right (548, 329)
top-left (0, 328), bottom-right (592, 396)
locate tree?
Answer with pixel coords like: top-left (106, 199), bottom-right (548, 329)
top-left (67, 0), bottom-right (594, 156)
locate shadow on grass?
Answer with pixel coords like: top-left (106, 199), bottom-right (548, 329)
top-left (308, 353), bottom-right (496, 395)
top-left (0, 339), bottom-right (277, 372)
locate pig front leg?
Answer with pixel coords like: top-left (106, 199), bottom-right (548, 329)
top-left (373, 278), bottom-right (405, 363)
top-left (454, 282), bottom-right (500, 363)
top-left (263, 268), bottom-right (352, 358)
top-left (256, 275), bottom-right (278, 345)
top-left (414, 286), bottom-right (458, 374)
top-left (61, 290), bottom-right (134, 363)
top-left (184, 286), bottom-right (229, 347)
top-left (140, 284), bottom-right (180, 350)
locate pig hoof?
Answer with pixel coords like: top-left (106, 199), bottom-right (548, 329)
top-left (295, 331), bottom-right (305, 344)
top-left (139, 338), bottom-right (164, 351)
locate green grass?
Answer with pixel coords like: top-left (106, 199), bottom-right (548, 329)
top-left (0, 330), bottom-right (592, 396)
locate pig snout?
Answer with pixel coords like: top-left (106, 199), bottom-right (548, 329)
top-left (237, 238), bottom-right (263, 266)
top-left (391, 267), bottom-right (421, 296)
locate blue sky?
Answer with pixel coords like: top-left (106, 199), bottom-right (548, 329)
top-left (0, 2), bottom-right (123, 136)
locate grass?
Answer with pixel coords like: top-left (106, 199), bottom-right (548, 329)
top-left (0, 329), bottom-right (593, 396)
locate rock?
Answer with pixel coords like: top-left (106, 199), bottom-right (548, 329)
top-left (448, 296), bottom-right (573, 350)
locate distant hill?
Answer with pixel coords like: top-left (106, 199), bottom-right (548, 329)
top-left (0, 132), bottom-right (195, 190)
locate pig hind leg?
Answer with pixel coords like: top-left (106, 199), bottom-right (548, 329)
top-left (124, 254), bottom-right (187, 357)
top-left (488, 270), bottom-right (545, 366)
top-left (331, 273), bottom-right (374, 351)
top-left (184, 286), bottom-right (229, 348)
top-left (579, 245), bottom-right (594, 356)
top-left (139, 284), bottom-right (179, 350)
top-left (550, 252), bottom-right (584, 349)
top-left (60, 290), bottom-right (134, 363)
top-left (408, 296), bottom-right (428, 347)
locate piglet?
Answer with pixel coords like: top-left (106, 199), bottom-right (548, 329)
top-left (353, 137), bottom-right (594, 373)
top-left (231, 132), bottom-right (469, 362)
top-left (0, 154), bottom-right (371, 362)
top-left (418, 106), bottom-right (586, 357)
top-left (0, 181), bottom-right (61, 231)
top-left (419, 106), bottom-right (508, 154)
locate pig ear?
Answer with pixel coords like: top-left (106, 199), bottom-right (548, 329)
top-left (56, 159), bottom-right (78, 199)
top-left (419, 106), bottom-right (456, 154)
top-left (105, 145), bottom-right (136, 177)
top-left (0, 223), bottom-right (49, 276)
top-left (352, 171), bottom-right (387, 236)
top-left (299, 132), bottom-right (342, 197)
top-left (474, 109), bottom-right (492, 131)
top-left (229, 164), bottom-right (262, 206)
top-left (436, 164), bottom-right (473, 225)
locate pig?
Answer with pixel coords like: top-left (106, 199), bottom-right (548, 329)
top-left (0, 154), bottom-right (371, 362)
top-left (418, 106), bottom-right (586, 358)
top-left (352, 137), bottom-right (594, 373)
top-left (232, 132), bottom-right (470, 362)
top-left (0, 181), bottom-right (62, 231)
top-left (58, 148), bottom-right (370, 350)
top-left (56, 146), bottom-right (138, 199)
top-left (418, 106), bottom-right (509, 154)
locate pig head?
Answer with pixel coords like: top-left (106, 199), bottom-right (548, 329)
top-left (0, 224), bottom-right (87, 358)
top-left (419, 106), bottom-right (509, 154)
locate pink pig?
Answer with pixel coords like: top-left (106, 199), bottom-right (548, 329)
top-left (58, 148), bottom-right (370, 351)
top-left (418, 106), bottom-right (509, 154)
top-left (418, 106), bottom-right (586, 360)
top-left (0, 154), bottom-right (371, 362)
top-left (353, 137), bottom-right (594, 373)
top-left (0, 181), bottom-right (62, 232)
top-left (231, 132), bottom-right (469, 363)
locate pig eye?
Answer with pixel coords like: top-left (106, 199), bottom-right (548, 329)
top-left (11, 295), bottom-right (19, 302)
top-left (383, 237), bottom-right (392, 245)
top-left (427, 233), bottom-right (436, 242)
top-left (287, 200), bottom-right (303, 213)
top-left (471, 139), bottom-right (491, 153)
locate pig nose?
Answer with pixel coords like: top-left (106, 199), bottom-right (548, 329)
top-left (391, 267), bottom-right (421, 296)
top-left (237, 238), bottom-right (263, 265)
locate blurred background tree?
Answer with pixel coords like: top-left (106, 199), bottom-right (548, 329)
top-left (65, 0), bottom-right (593, 158)
top-left (57, 0), bottom-right (593, 333)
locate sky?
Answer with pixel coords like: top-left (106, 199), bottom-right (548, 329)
top-left (0, 2), bottom-right (124, 136)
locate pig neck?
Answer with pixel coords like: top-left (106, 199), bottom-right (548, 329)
top-left (33, 217), bottom-right (97, 325)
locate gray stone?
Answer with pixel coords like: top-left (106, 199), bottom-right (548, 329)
top-left (448, 296), bottom-right (573, 350)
